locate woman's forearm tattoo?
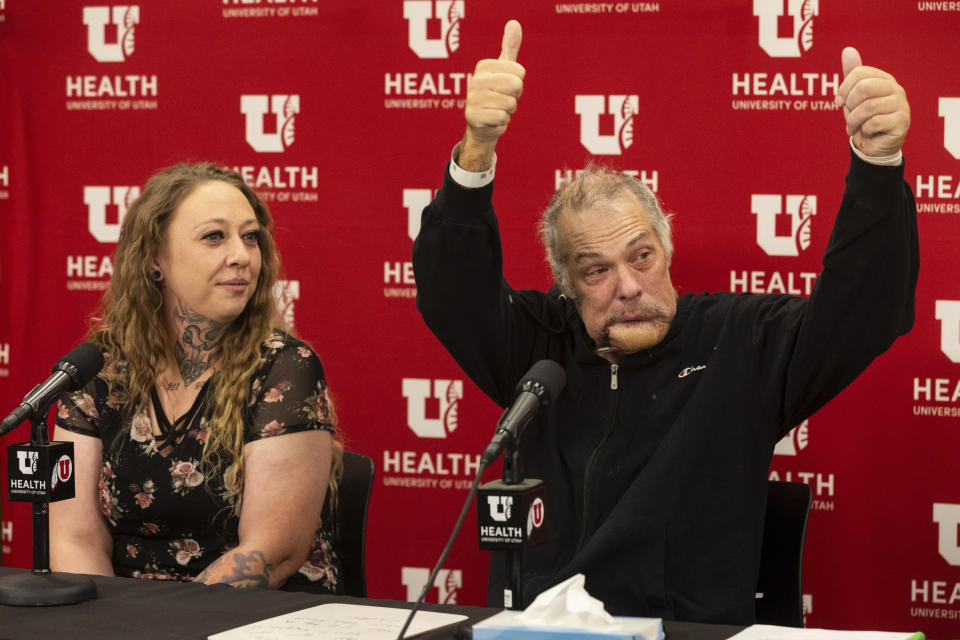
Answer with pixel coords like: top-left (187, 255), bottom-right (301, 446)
top-left (194, 550), bottom-right (275, 589)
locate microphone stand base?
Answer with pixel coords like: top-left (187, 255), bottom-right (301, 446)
top-left (0, 571), bottom-right (98, 606)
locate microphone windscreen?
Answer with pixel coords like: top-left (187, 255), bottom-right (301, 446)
top-left (54, 343), bottom-right (105, 389)
top-left (519, 359), bottom-right (566, 405)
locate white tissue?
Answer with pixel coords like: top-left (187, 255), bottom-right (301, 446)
top-left (516, 574), bottom-right (621, 630)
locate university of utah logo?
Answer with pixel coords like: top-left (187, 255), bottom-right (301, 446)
top-left (401, 567), bottom-right (462, 604)
top-left (574, 95), bottom-right (638, 156)
top-left (935, 300), bottom-right (960, 363)
top-left (527, 497), bottom-right (544, 535)
top-left (403, 1), bottom-right (463, 59)
top-left (240, 94), bottom-right (299, 153)
top-left (940, 97), bottom-right (960, 160)
top-left (403, 189), bottom-right (432, 241)
top-left (488, 495), bottom-right (512, 522)
top-left (753, 0), bottom-right (817, 58)
top-left (83, 5), bottom-right (139, 62)
top-left (402, 378), bottom-right (462, 438)
top-left (51, 455), bottom-right (74, 491)
top-left (751, 194), bottom-right (816, 257)
top-left (774, 420), bottom-right (809, 456)
top-left (16, 451), bottom-right (38, 475)
top-left (84, 185), bottom-right (141, 243)
top-left (933, 503), bottom-right (960, 566)
top-left (272, 280), bottom-right (300, 329)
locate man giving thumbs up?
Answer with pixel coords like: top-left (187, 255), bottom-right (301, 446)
top-left (413, 23), bottom-right (917, 624)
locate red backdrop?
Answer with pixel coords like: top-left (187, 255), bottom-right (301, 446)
top-left (1, 1), bottom-right (959, 636)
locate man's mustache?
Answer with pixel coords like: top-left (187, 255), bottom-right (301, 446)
top-left (602, 302), bottom-right (674, 331)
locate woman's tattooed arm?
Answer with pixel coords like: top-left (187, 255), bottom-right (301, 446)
top-left (193, 550), bottom-right (276, 589)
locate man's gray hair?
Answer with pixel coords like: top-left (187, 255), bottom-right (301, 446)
top-left (538, 165), bottom-right (674, 298)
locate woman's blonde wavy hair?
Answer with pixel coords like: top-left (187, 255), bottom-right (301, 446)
top-left (88, 162), bottom-right (341, 508)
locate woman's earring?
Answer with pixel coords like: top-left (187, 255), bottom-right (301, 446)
top-left (152, 269), bottom-right (163, 282)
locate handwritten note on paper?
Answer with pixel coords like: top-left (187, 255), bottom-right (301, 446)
top-left (207, 603), bottom-right (468, 640)
top-left (728, 625), bottom-right (922, 640)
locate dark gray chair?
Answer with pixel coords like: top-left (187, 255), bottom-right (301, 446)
top-left (281, 450), bottom-right (374, 597)
top-left (755, 480), bottom-right (813, 627)
top-left (336, 450), bottom-right (375, 598)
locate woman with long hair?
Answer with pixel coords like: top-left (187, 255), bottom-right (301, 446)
top-left (50, 162), bottom-right (343, 592)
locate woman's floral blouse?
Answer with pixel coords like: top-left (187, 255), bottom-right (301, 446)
top-left (56, 332), bottom-right (342, 593)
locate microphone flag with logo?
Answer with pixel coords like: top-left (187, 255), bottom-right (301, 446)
top-left (5, 344), bottom-right (103, 503)
top-left (0, 343), bottom-right (104, 606)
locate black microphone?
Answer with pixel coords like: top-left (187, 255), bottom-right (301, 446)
top-left (481, 360), bottom-right (566, 466)
top-left (0, 343), bottom-right (104, 436)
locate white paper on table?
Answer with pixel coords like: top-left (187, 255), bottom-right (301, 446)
top-left (207, 603), bottom-right (468, 640)
top-left (727, 624), bottom-right (923, 640)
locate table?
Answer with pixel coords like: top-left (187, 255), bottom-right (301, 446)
top-left (0, 568), bottom-right (745, 639)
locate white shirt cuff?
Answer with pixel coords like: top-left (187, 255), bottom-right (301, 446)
top-left (850, 138), bottom-right (902, 167)
top-left (449, 142), bottom-right (496, 188)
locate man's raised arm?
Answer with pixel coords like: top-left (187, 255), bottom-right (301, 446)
top-left (413, 20), bottom-right (551, 406)
top-left (776, 47), bottom-right (917, 427)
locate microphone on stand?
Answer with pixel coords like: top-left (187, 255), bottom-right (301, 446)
top-left (395, 360), bottom-right (566, 639)
top-left (1, 343), bottom-right (104, 436)
top-left (1, 342), bottom-right (104, 606)
top-left (481, 360), bottom-right (566, 467)
top-left (477, 360), bottom-right (565, 610)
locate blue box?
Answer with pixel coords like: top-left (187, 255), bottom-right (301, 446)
top-left (472, 610), bottom-right (664, 640)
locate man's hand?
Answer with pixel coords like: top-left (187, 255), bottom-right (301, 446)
top-left (459, 20), bottom-right (524, 171)
top-left (834, 47), bottom-right (910, 158)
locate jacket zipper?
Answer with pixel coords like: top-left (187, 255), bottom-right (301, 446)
top-left (576, 363), bottom-right (619, 550)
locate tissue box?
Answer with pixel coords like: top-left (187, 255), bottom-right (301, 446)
top-left (472, 610), bottom-right (664, 640)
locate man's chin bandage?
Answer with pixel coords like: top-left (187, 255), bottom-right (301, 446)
top-left (604, 323), bottom-right (668, 354)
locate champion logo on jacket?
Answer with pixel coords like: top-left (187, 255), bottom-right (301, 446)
top-left (678, 364), bottom-right (707, 378)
